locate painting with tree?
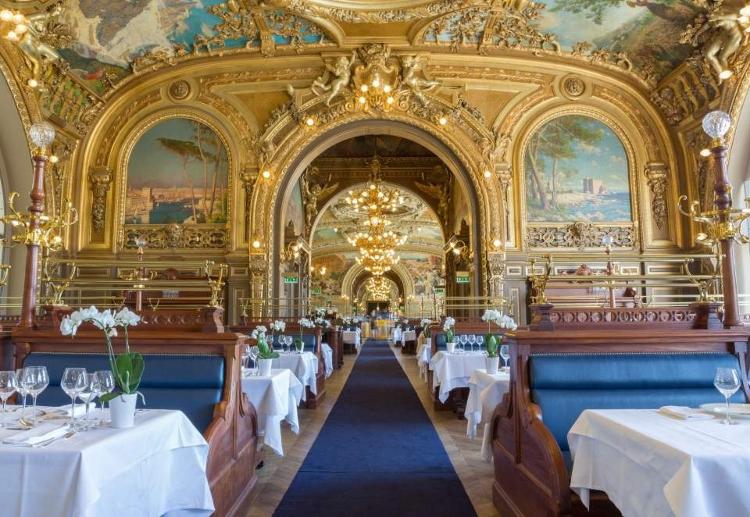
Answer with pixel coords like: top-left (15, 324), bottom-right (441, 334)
top-left (126, 118), bottom-right (229, 225)
top-left (524, 115), bottom-right (631, 222)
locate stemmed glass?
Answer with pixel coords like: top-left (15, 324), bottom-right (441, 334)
top-left (21, 366), bottom-right (49, 427)
top-left (287, 336), bottom-right (296, 353)
top-left (460, 334), bottom-right (468, 353)
top-left (15, 369), bottom-right (29, 424)
top-left (468, 335), bottom-right (477, 353)
top-left (241, 345), bottom-right (251, 371)
top-left (78, 373), bottom-right (102, 429)
top-left (0, 371), bottom-right (17, 428)
top-left (477, 335), bottom-right (485, 355)
top-left (249, 346), bottom-right (259, 375)
top-left (61, 368), bottom-right (86, 429)
top-left (96, 370), bottom-right (115, 425)
top-left (500, 344), bottom-right (510, 370)
top-left (714, 367), bottom-right (741, 425)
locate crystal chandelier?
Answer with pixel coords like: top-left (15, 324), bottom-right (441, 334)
top-left (366, 276), bottom-right (392, 300)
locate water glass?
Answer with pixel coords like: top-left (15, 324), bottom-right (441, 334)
top-left (249, 346), bottom-right (260, 375)
top-left (714, 367), bottom-right (741, 425)
top-left (0, 371), bottom-right (17, 428)
top-left (468, 335), bottom-right (477, 353)
top-left (500, 345), bottom-right (510, 369)
top-left (15, 369), bottom-right (29, 423)
top-left (241, 345), bottom-right (251, 370)
top-left (20, 366), bottom-right (49, 427)
top-left (78, 373), bottom-right (102, 429)
top-left (96, 370), bottom-right (115, 424)
top-left (61, 368), bottom-right (86, 429)
top-left (287, 336), bottom-right (296, 353)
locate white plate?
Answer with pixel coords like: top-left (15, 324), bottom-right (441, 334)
top-left (700, 403), bottom-right (750, 418)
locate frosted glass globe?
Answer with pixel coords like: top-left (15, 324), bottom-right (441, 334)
top-left (28, 122), bottom-right (56, 148)
top-left (702, 111), bottom-right (731, 139)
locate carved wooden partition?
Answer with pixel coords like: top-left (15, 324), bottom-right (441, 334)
top-left (11, 327), bottom-right (258, 517)
top-left (490, 328), bottom-right (750, 517)
top-left (231, 322), bottom-right (327, 409)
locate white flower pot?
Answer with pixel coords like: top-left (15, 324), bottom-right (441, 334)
top-left (446, 342), bottom-right (456, 354)
top-left (486, 356), bottom-right (500, 375)
top-left (110, 393), bottom-right (138, 429)
top-left (296, 343), bottom-right (305, 354)
top-left (258, 358), bottom-right (273, 377)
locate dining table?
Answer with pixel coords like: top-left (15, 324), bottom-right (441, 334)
top-left (342, 330), bottom-right (361, 351)
top-left (0, 407), bottom-right (213, 517)
top-left (465, 369), bottom-right (510, 461)
top-left (321, 343), bottom-right (334, 377)
top-left (241, 368), bottom-right (304, 456)
top-left (568, 408), bottom-right (750, 517)
top-left (429, 351), bottom-right (488, 403)
top-left (271, 351), bottom-right (319, 400)
top-left (417, 343), bottom-right (431, 381)
top-left (401, 329), bottom-right (416, 346)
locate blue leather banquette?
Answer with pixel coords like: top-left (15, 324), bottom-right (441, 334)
top-left (24, 352), bottom-right (224, 432)
top-left (529, 352), bottom-right (746, 459)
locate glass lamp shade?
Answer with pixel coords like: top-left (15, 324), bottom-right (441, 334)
top-left (28, 121), bottom-right (55, 148)
top-left (702, 111), bottom-right (731, 140)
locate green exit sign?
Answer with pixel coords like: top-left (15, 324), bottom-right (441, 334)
top-left (456, 271), bottom-right (470, 284)
top-left (433, 287), bottom-right (446, 295)
top-left (283, 273), bottom-right (299, 284)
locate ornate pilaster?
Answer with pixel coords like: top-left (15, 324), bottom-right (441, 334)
top-left (248, 251), bottom-right (267, 319)
top-left (645, 162), bottom-right (669, 230)
top-left (88, 166), bottom-right (112, 238)
top-left (241, 167), bottom-right (258, 242)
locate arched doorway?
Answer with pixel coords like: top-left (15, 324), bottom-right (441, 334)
top-left (272, 121), bottom-right (485, 311)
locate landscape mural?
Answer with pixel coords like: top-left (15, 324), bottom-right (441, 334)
top-left (524, 115), bottom-right (631, 223)
top-left (126, 118), bottom-right (229, 225)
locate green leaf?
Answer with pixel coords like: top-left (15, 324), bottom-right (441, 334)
top-left (485, 334), bottom-right (498, 357)
top-left (113, 352), bottom-right (145, 394)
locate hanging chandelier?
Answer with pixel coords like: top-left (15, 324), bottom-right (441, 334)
top-left (344, 156), bottom-right (403, 221)
top-left (366, 276), bottom-right (392, 300)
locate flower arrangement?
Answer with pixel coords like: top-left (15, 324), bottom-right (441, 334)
top-left (251, 325), bottom-right (278, 359)
top-left (314, 307), bottom-right (326, 317)
top-left (420, 318), bottom-right (432, 338)
top-left (314, 316), bottom-right (330, 329)
top-left (60, 306), bottom-right (143, 403)
top-left (443, 316), bottom-right (456, 343)
top-left (481, 309), bottom-right (518, 358)
top-left (296, 317), bottom-right (315, 351)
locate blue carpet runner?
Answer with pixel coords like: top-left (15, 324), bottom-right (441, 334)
top-left (274, 339), bottom-right (477, 517)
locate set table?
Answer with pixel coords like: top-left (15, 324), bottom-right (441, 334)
top-left (271, 351), bottom-right (318, 400)
top-left (417, 344), bottom-right (431, 381)
top-left (429, 351), bottom-right (488, 403)
top-left (342, 330), bottom-right (361, 351)
top-left (321, 343), bottom-right (334, 377)
top-left (0, 408), bottom-right (213, 517)
top-left (569, 408), bottom-right (750, 517)
top-left (241, 368), bottom-right (304, 456)
top-left (465, 369), bottom-right (510, 461)
top-left (401, 330), bottom-right (416, 346)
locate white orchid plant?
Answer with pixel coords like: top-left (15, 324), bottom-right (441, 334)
top-left (420, 318), bottom-right (433, 338)
top-left (481, 309), bottom-right (518, 357)
top-left (251, 325), bottom-right (278, 360)
top-left (443, 316), bottom-right (456, 343)
top-left (60, 306), bottom-right (143, 402)
top-left (296, 318), bottom-right (315, 351)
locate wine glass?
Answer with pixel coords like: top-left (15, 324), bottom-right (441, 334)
top-left (0, 371), bottom-right (17, 428)
top-left (21, 366), bottom-right (49, 427)
top-left (241, 345), bottom-right (251, 371)
top-left (477, 335), bottom-right (485, 354)
top-left (61, 368), bottom-right (86, 429)
top-left (460, 334), bottom-right (468, 353)
top-left (714, 367), bottom-right (741, 425)
top-left (500, 344), bottom-right (510, 369)
top-left (468, 335), bottom-right (477, 353)
top-left (278, 335), bottom-right (286, 354)
top-left (77, 373), bottom-right (102, 429)
top-left (288, 336), bottom-right (297, 353)
top-left (96, 370), bottom-right (115, 425)
top-left (249, 346), bottom-right (260, 376)
top-left (15, 369), bottom-right (29, 424)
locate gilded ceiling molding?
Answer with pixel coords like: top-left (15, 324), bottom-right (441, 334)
top-left (284, 0), bottom-right (473, 23)
top-left (88, 166), bottom-right (112, 238)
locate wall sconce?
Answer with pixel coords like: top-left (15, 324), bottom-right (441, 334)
top-left (251, 239), bottom-right (262, 250)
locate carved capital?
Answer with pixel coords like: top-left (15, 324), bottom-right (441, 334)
top-left (645, 162), bottom-right (669, 230)
top-left (88, 166), bottom-right (112, 234)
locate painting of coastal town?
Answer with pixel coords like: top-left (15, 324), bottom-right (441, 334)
top-left (524, 115), bottom-right (631, 223)
top-left (125, 118), bottom-right (228, 225)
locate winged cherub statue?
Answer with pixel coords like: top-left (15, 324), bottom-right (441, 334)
top-left (311, 50), bottom-right (357, 106)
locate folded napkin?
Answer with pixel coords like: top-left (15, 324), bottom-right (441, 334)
top-left (658, 406), bottom-right (714, 421)
top-left (58, 403), bottom-right (94, 417)
top-left (3, 422), bottom-right (69, 447)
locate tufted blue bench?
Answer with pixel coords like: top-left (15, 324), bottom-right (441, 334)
top-left (490, 328), bottom-right (750, 517)
top-left (529, 352), bottom-right (746, 468)
top-left (23, 352), bottom-right (225, 432)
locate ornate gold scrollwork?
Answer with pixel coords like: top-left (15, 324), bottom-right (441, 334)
top-left (88, 166), bottom-right (112, 235)
top-left (645, 163), bottom-right (669, 230)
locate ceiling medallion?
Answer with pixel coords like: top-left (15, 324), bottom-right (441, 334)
top-left (168, 80), bottom-right (192, 100)
top-left (561, 76), bottom-right (585, 99)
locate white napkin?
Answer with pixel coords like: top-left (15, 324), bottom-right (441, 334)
top-left (658, 406), bottom-right (714, 420)
top-left (58, 403), bottom-right (95, 417)
top-left (3, 422), bottom-right (69, 447)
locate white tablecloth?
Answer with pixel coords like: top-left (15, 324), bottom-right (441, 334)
top-left (569, 409), bottom-right (750, 517)
top-left (0, 408), bottom-right (213, 517)
top-left (401, 330), bottom-right (416, 346)
top-left (242, 369), bottom-right (303, 456)
top-left (465, 369), bottom-right (510, 461)
top-left (321, 343), bottom-right (334, 377)
top-left (417, 344), bottom-right (432, 381)
top-left (342, 330), bottom-right (361, 350)
top-left (429, 351), bottom-right (488, 403)
top-left (272, 352), bottom-right (318, 401)
top-left (392, 327), bottom-right (402, 344)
